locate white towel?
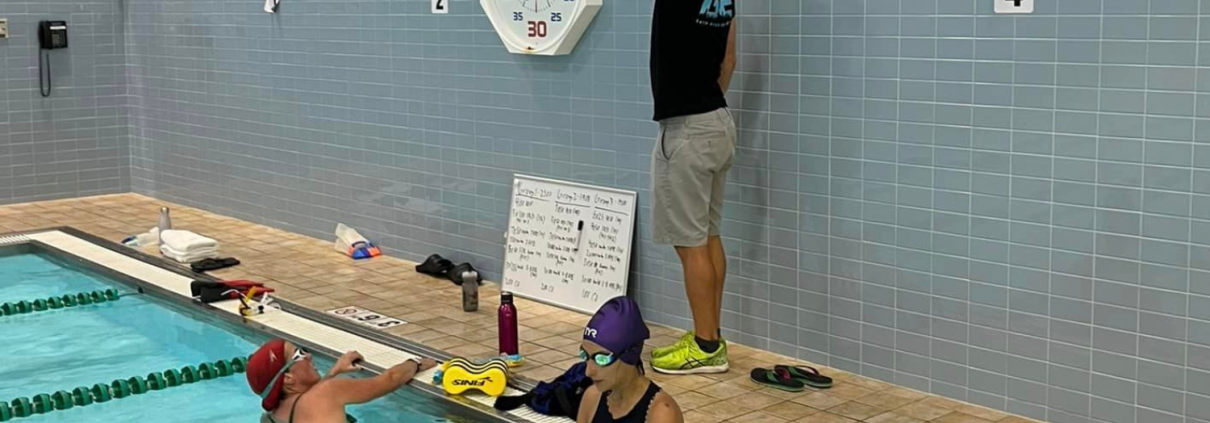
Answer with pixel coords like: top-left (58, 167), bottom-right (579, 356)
top-left (160, 230), bottom-right (218, 252)
top-left (161, 244), bottom-right (219, 263)
top-left (160, 246), bottom-right (220, 262)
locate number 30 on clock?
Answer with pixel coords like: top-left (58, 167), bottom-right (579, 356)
top-left (481, 0), bottom-right (601, 55)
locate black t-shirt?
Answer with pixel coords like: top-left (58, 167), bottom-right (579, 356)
top-left (649, 0), bottom-right (735, 121)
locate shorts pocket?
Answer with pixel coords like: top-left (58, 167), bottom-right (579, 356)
top-left (659, 125), bottom-right (690, 161)
top-left (686, 115), bottom-right (729, 142)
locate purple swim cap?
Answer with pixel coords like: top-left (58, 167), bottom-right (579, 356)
top-left (584, 296), bottom-right (650, 365)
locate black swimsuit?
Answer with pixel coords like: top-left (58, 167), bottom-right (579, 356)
top-left (592, 382), bottom-right (662, 423)
top-left (260, 392), bottom-right (357, 423)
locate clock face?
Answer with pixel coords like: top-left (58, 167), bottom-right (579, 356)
top-left (490, 0), bottom-right (580, 52)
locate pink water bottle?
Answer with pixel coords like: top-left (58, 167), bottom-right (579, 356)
top-left (498, 292), bottom-right (519, 355)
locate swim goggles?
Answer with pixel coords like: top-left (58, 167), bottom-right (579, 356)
top-left (579, 348), bottom-right (619, 367)
top-left (259, 347), bottom-right (309, 398)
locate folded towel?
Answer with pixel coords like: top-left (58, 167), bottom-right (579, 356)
top-left (161, 244), bottom-right (219, 263)
top-left (160, 230), bottom-right (218, 252)
top-left (161, 243), bottom-right (218, 257)
top-left (164, 251), bottom-right (219, 264)
top-left (164, 251), bottom-right (219, 263)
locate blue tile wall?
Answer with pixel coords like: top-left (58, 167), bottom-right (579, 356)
top-left (0, 0), bottom-right (130, 205)
top-left (122, 0), bottom-right (1210, 421)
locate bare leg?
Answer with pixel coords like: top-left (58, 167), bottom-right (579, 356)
top-left (706, 236), bottom-right (726, 338)
top-left (675, 244), bottom-right (719, 341)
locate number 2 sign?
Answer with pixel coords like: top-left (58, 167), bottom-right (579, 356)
top-left (432, 0), bottom-right (448, 14)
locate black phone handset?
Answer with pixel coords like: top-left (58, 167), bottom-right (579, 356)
top-left (39, 21), bottom-right (68, 49)
top-left (38, 21), bottom-right (67, 97)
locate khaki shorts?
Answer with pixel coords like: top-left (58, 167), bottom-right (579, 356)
top-left (651, 108), bottom-right (736, 247)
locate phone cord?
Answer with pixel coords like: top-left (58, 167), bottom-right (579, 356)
top-left (39, 49), bottom-right (52, 97)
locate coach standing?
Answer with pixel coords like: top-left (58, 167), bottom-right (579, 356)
top-left (648, 0), bottom-right (738, 375)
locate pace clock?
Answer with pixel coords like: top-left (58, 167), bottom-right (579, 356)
top-left (481, 0), bottom-right (602, 55)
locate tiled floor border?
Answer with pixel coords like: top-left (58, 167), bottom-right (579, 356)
top-left (0, 196), bottom-right (1048, 423)
top-left (5, 227), bottom-right (565, 423)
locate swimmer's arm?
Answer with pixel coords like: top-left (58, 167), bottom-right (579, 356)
top-left (648, 392), bottom-right (684, 423)
top-left (325, 360), bottom-right (421, 405)
top-left (575, 385), bottom-right (603, 423)
top-left (718, 20), bottom-right (737, 93)
top-left (325, 351), bottom-right (365, 379)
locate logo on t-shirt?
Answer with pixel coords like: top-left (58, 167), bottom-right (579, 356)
top-left (697, 0), bottom-right (734, 27)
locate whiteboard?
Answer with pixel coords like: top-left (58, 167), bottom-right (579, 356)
top-left (501, 175), bottom-right (637, 314)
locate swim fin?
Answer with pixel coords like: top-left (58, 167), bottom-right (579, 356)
top-left (416, 254), bottom-right (454, 276)
top-left (191, 257), bottom-right (241, 273)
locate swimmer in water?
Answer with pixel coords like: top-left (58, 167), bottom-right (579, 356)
top-left (247, 339), bottom-right (438, 423)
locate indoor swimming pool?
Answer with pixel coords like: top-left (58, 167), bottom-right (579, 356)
top-left (0, 247), bottom-right (484, 422)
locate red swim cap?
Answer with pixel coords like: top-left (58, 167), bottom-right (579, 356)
top-left (246, 339), bottom-right (288, 411)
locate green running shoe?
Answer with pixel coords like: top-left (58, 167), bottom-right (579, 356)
top-left (651, 331), bottom-right (695, 358)
top-left (652, 337), bottom-right (729, 375)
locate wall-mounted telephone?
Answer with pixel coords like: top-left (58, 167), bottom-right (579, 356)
top-left (39, 21), bottom-right (68, 49)
top-left (38, 21), bottom-right (67, 97)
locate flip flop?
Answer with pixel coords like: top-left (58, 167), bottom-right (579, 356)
top-left (447, 262), bottom-right (483, 286)
top-left (190, 257), bottom-right (240, 273)
top-left (750, 367), bottom-right (805, 392)
top-left (774, 365), bottom-right (833, 389)
top-left (416, 254), bottom-right (455, 276)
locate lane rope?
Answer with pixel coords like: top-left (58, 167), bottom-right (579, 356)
top-left (0, 356), bottom-right (248, 421)
top-left (0, 288), bottom-right (132, 317)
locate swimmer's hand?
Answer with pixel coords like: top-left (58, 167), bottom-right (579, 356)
top-left (417, 358), bottom-right (438, 372)
top-left (329, 351), bottom-right (365, 377)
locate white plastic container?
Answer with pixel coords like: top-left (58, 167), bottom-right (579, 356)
top-left (334, 223), bottom-right (370, 254)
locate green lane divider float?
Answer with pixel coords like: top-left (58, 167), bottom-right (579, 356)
top-left (0, 356), bottom-right (249, 422)
top-left (0, 289), bottom-right (121, 317)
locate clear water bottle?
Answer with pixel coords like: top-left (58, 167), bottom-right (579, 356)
top-left (462, 270), bottom-right (479, 312)
top-left (498, 292), bottom-right (519, 356)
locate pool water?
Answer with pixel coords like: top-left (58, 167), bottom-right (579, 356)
top-left (0, 250), bottom-right (483, 422)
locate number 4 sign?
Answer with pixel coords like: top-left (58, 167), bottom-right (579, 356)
top-left (432, 0), bottom-right (448, 14)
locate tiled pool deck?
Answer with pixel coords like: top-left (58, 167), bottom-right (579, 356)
top-left (0, 194), bottom-right (1041, 423)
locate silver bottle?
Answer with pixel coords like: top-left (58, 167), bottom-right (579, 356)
top-left (462, 270), bottom-right (479, 312)
top-left (158, 207), bottom-right (172, 242)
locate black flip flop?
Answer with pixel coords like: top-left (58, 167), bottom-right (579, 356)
top-left (447, 262), bottom-right (483, 286)
top-left (774, 365), bottom-right (833, 389)
top-left (416, 254), bottom-right (454, 276)
top-left (190, 257), bottom-right (241, 273)
top-left (750, 367), bottom-right (805, 392)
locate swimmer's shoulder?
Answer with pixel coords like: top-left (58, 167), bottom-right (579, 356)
top-left (647, 390), bottom-right (682, 423)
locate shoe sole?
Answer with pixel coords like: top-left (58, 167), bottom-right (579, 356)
top-left (652, 361), bottom-right (730, 375)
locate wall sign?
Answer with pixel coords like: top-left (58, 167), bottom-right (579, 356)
top-left (433, 0), bottom-right (449, 14)
top-left (994, 0), bottom-right (1033, 13)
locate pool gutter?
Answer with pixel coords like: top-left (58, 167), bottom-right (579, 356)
top-left (3, 227), bottom-right (540, 423)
